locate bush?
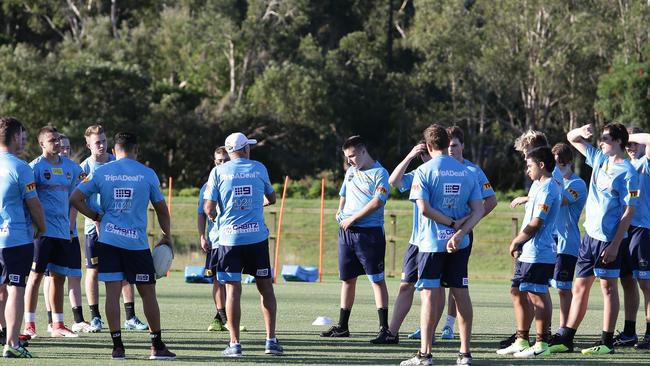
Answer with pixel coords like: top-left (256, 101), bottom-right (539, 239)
top-left (178, 187), bottom-right (200, 197)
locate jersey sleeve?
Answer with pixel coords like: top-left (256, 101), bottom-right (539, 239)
top-left (260, 165), bottom-right (274, 195)
top-left (622, 167), bottom-right (639, 207)
top-left (399, 172), bottom-right (414, 193)
top-left (475, 168), bottom-right (495, 198)
top-left (563, 179), bottom-right (587, 204)
top-left (197, 184), bottom-right (206, 214)
top-left (372, 168), bottom-right (390, 202)
top-left (70, 162), bottom-right (85, 194)
top-left (409, 168), bottom-right (428, 203)
top-left (468, 177), bottom-right (482, 202)
top-left (339, 170), bottom-right (349, 197)
top-left (532, 185), bottom-right (554, 222)
top-left (18, 163), bottom-right (38, 200)
top-left (77, 173), bottom-right (99, 198)
top-left (148, 171), bottom-right (165, 203)
top-left (584, 144), bottom-right (605, 168)
top-left (203, 167), bottom-right (220, 202)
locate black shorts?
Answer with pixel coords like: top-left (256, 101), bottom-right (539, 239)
top-left (511, 260), bottom-right (554, 293)
top-left (85, 232), bottom-right (100, 268)
top-left (96, 242), bottom-right (156, 284)
top-left (0, 244), bottom-right (33, 287)
top-left (216, 239), bottom-right (272, 282)
top-left (576, 234), bottom-right (621, 278)
top-left (33, 237), bottom-right (73, 275)
top-left (620, 225), bottom-right (650, 279)
top-left (338, 226), bottom-right (386, 282)
top-left (549, 254), bottom-right (577, 289)
top-left (204, 248), bottom-right (219, 278)
top-left (401, 244), bottom-right (419, 283)
top-left (415, 246), bottom-right (471, 290)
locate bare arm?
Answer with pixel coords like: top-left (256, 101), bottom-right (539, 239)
top-left (69, 189), bottom-right (101, 223)
top-left (204, 199), bottom-right (217, 222)
top-left (69, 207), bottom-right (79, 234)
top-left (265, 191), bottom-right (276, 206)
top-left (628, 133), bottom-right (650, 159)
top-left (483, 195), bottom-right (497, 217)
top-left (509, 217), bottom-right (544, 257)
top-left (601, 205), bottom-right (635, 264)
top-left (567, 124), bottom-right (594, 157)
top-left (197, 213), bottom-right (208, 252)
top-left (152, 200), bottom-right (172, 248)
top-left (389, 144), bottom-right (426, 189)
top-left (25, 197), bottom-right (46, 239)
top-left (447, 199), bottom-right (485, 252)
top-left (415, 199), bottom-right (467, 229)
top-left (340, 197), bottom-right (384, 230)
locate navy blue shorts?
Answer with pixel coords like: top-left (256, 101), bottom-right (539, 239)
top-left (549, 254), bottom-right (577, 289)
top-left (620, 225), bottom-right (650, 279)
top-left (0, 244), bottom-right (33, 287)
top-left (576, 233), bottom-right (621, 278)
top-left (216, 239), bottom-right (272, 282)
top-left (338, 227), bottom-right (386, 282)
top-left (48, 237), bottom-right (82, 277)
top-left (96, 242), bottom-right (156, 284)
top-left (415, 246), bottom-right (471, 290)
top-left (401, 244), bottom-right (419, 283)
top-left (85, 232), bottom-right (100, 268)
top-left (511, 260), bottom-right (554, 293)
top-left (33, 237), bottom-right (71, 275)
top-left (204, 248), bottom-right (218, 278)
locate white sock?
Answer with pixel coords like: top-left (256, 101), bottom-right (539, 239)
top-left (267, 337), bottom-right (277, 342)
top-left (24, 312), bottom-right (36, 322)
top-left (52, 313), bottom-right (65, 323)
top-left (444, 315), bottom-right (456, 329)
top-left (229, 342), bottom-right (240, 347)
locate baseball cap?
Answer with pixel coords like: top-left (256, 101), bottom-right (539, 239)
top-left (224, 132), bottom-right (257, 153)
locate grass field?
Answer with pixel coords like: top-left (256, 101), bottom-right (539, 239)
top-left (4, 275), bottom-right (649, 365)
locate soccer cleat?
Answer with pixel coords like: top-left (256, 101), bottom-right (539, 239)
top-left (265, 339), bottom-right (284, 355)
top-left (3, 344), bottom-right (33, 358)
top-left (548, 333), bottom-right (574, 353)
top-left (222, 343), bottom-right (242, 357)
top-left (441, 325), bottom-right (454, 340)
top-left (456, 352), bottom-right (472, 365)
top-left (224, 324), bottom-right (247, 332)
top-left (400, 351), bottom-right (433, 366)
top-left (408, 328), bottom-right (421, 339)
top-left (47, 323), bottom-right (53, 333)
top-left (498, 333), bottom-right (517, 349)
top-left (149, 346), bottom-right (176, 360)
top-left (23, 322), bottom-right (37, 339)
top-left (50, 324), bottom-right (79, 338)
top-left (581, 340), bottom-right (614, 355)
top-left (89, 317), bottom-right (104, 332)
top-left (123, 316), bottom-right (149, 331)
top-left (613, 331), bottom-right (637, 347)
top-left (496, 338), bottom-right (529, 355)
top-left (112, 347), bottom-right (125, 360)
top-left (207, 317), bottom-right (225, 332)
top-left (72, 321), bottom-right (95, 333)
top-left (369, 327), bottom-right (398, 344)
top-left (634, 335), bottom-right (650, 350)
top-left (320, 325), bottom-right (350, 337)
top-left (513, 342), bottom-right (550, 358)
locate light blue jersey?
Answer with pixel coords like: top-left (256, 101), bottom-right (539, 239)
top-left (69, 162), bottom-right (84, 238)
top-left (584, 144), bottom-right (639, 241)
top-left (463, 159), bottom-right (496, 199)
top-left (399, 172), bottom-right (419, 245)
top-left (519, 178), bottom-right (561, 264)
top-left (80, 154), bottom-right (115, 235)
top-left (198, 183), bottom-right (220, 248)
top-left (0, 152), bottom-right (37, 248)
top-left (77, 158), bottom-right (164, 250)
top-left (631, 156), bottom-right (650, 229)
top-left (339, 161), bottom-right (390, 228)
top-left (409, 155), bottom-right (481, 253)
top-left (29, 156), bottom-right (83, 240)
top-left (203, 158), bottom-right (274, 246)
top-left (555, 173), bottom-right (587, 257)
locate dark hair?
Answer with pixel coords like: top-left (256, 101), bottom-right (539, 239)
top-left (603, 123), bottom-right (628, 149)
top-left (214, 146), bottom-right (228, 155)
top-left (58, 133), bottom-right (69, 141)
top-left (423, 124), bottom-right (450, 150)
top-left (527, 146), bottom-right (555, 173)
top-left (114, 132), bottom-right (137, 152)
top-left (342, 135), bottom-right (367, 151)
top-left (0, 116), bottom-right (25, 146)
top-left (38, 125), bottom-right (58, 142)
top-left (551, 143), bottom-right (573, 166)
top-left (446, 126), bottom-right (465, 144)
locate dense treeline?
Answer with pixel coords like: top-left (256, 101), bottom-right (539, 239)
top-left (1, 0), bottom-right (649, 189)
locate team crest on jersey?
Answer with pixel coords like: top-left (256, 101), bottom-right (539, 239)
top-left (26, 182), bottom-right (36, 192)
top-left (567, 188), bottom-right (579, 200)
top-left (66, 172), bottom-right (72, 180)
top-left (537, 203), bottom-right (549, 213)
top-left (630, 190), bottom-right (639, 198)
top-left (52, 168), bottom-right (63, 175)
top-left (411, 184), bottom-right (420, 191)
top-left (43, 170), bottom-right (51, 180)
top-left (375, 186), bottom-right (388, 194)
top-left (483, 183), bottom-right (492, 190)
top-left (82, 175), bottom-right (91, 183)
top-left (79, 172), bottom-right (88, 180)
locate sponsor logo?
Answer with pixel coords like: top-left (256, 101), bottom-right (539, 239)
top-left (104, 174), bottom-right (145, 182)
top-left (105, 223), bottom-right (138, 239)
top-left (52, 168), bottom-right (63, 175)
top-left (640, 259), bottom-right (648, 269)
top-left (443, 183), bottom-right (461, 195)
top-left (136, 274), bottom-right (150, 282)
top-left (223, 222), bottom-right (260, 234)
top-left (537, 203), bottom-right (549, 213)
top-left (630, 190), bottom-right (639, 198)
top-left (462, 277), bottom-right (469, 286)
top-left (401, 272), bottom-right (406, 280)
top-left (44, 170), bottom-right (51, 180)
top-left (113, 188), bottom-right (134, 199)
top-left (378, 261), bottom-right (384, 271)
top-left (442, 196), bottom-right (458, 208)
top-left (221, 172), bottom-right (261, 180)
top-left (31, 262), bottom-right (37, 270)
top-left (437, 229), bottom-right (455, 240)
top-left (256, 268), bottom-right (269, 276)
top-left (8, 274), bottom-right (20, 284)
top-left (435, 170), bottom-right (468, 177)
top-left (204, 269), bottom-right (213, 277)
top-left (91, 257), bottom-right (99, 265)
top-left (483, 182), bottom-right (492, 190)
top-left (234, 185), bottom-right (252, 196)
top-left (567, 188), bottom-right (579, 200)
top-left (640, 271), bottom-right (648, 277)
top-left (0, 225), bottom-right (8, 236)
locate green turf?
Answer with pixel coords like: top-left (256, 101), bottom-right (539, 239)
top-left (5, 275), bottom-right (648, 365)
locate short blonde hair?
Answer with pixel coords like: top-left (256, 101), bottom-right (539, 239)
top-left (514, 130), bottom-right (548, 153)
top-left (84, 124), bottom-right (104, 138)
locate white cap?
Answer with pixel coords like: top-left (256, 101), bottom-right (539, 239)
top-left (224, 132), bottom-right (257, 153)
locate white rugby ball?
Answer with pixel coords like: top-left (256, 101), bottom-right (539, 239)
top-left (152, 244), bottom-right (173, 279)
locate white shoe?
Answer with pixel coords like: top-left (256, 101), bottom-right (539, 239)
top-left (496, 338), bottom-right (529, 355)
top-left (513, 342), bottom-right (550, 358)
top-left (71, 321), bottom-right (95, 333)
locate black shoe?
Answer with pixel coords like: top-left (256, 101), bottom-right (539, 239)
top-left (370, 327), bottom-right (398, 344)
top-left (634, 335), bottom-right (650, 350)
top-left (320, 325), bottom-right (350, 337)
top-left (498, 333), bottom-right (517, 349)
top-left (548, 333), bottom-right (574, 353)
top-left (613, 330), bottom-right (638, 347)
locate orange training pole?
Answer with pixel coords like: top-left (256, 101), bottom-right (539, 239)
top-left (319, 177), bottom-right (325, 282)
top-left (167, 176), bottom-right (173, 217)
top-left (273, 176), bottom-right (289, 283)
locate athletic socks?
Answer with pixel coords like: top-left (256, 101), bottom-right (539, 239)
top-left (339, 308), bottom-right (351, 330)
top-left (558, 326), bottom-right (576, 341)
top-left (47, 311), bottom-right (53, 324)
top-left (150, 331), bottom-right (165, 350)
top-left (111, 331), bottom-right (124, 349)
top-left (24, 312), bottom-right (36, 323)
top-left (601, 331), bottom-right (614, 348)
top-left (89, 304), bottom-right (101, 319)
top-left (217, 308), bottom-right (228, 323)
top-left (124, 302), bottom-right (135, 320)
top-left (646, 322), bottom-right (650, 337)
top-left (536, 330), bottom-right (551, 343)
top-left (378, 308), bottom-right (389, 329)
top-left (516, 329), bottom-right (529, 343)
top-left (623, 320), bottom-right (636, 336)
top-left (72, 306), bottom-right (85, 323)
top-left (444, 315), bottom-right (456, 330)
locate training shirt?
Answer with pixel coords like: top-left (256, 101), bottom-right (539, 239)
top-left (203, 158), bottom-right (274, 246)
top-left (409, 155), bottom-right (481, 253)
top-left (0, 152), bottom-right (37, 248)
top-left (399, 172), bottom-right (419, 245)
top-left (80, 154), bottom-right (115, 235)
top-left (77, 158), bottom-right (164, 250)
top-left (583, 144), bottom-right (639, 242)
top-left (630, 156), bottom-right (650, 229)
top-left (463, 159), bottom-right (496, 199)
top-left (198, 182), bottom-right (220, 248)
top-left (30, 155), bottom-right (83, 240)
top-left (69, 162), bottom-right (84, 238)
top-left (555, 173), bottom-right (587, 257)
top-left (338, 161), bottom-right (390, 228)
top-left (519, 178), bottom-right (561, 264)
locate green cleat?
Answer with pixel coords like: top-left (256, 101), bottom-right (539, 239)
top-left (3, 344), bottom-right (33, 358)
top-left (207, 318), bottom-right (225, 331)
top-left (581, 341), bottom-right (614, 355)
top-left (548, 333), bottom-right (573, 353)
